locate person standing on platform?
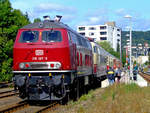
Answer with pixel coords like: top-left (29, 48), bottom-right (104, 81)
top-left (115, 67), bottom-right (122, 83)
top-left (106, 67), bottom-right (115, 85)
top-left (133, 64), bottom-right (138, 81)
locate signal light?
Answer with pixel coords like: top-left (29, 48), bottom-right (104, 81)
top-left (49, 73), bottom-right (52, 77)
top-left (50, 63), bottom-right (54, 68)
top-left (25, 63), bottom-right (30, 68)
top-left (28, 73), bottom-right (31, 77)
top-left (19, 63), bottom-right (25, 69)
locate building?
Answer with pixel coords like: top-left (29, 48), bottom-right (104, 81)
top-left (77, 22), bottom-right (121, 51)
top-left (124, 43), bottom-right (150, 65)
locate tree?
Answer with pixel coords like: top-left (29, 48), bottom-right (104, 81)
top-left (148, 52), bottom-right (150, 65)
top-left (0, 0), bottom-right (12, 36)
top-left (97, 41), bottom-right (120, 59)
top-left (0, 0), bottom-right (30, 81)
top-left (33, 18), bottom-right (41, 23)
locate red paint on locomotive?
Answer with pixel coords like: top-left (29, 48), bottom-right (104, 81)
top-left (13, 28), bottom-right (76, 71)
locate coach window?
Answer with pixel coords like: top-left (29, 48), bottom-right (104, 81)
top-left (93, 46), bottom-right (97, 53)
top-left (77, 36), bottom-right (82, 46)
top-left (97, 48), bottom-right (100, 54)
top-left (81, 38), bottom-right (87, 48)
top-left (87, 41), bottom-right (92, 49)
top-left (80, 53), bottom-right (82, 66)
top-left (77, 52), bottom-right (79, 66)
top-left (42, 31), bottom-right (62, 42)
top-left (71, 32), bottom-right (78, 44)
top-left (19, 31), bottom-right (39, 43)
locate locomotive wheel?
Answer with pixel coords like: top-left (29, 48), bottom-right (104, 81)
top-left (60, 92), bottom-right (70, 105)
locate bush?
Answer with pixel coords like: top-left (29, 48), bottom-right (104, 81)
top-left (0, 58), bottom-right (13, 81)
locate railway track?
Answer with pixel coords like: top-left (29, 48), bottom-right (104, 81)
top-left (0, 82), bottom-right (13, 88)
top-left (0, 90), bottom-right (19, 99)
top-left (0, 99), bottom-right (60, 113)
top-left (36, 102), bottom-right (60, 113)
top-left (139, 72), bottom-right (150, 83)
top-left (0, 100), bottom-right (29, 113)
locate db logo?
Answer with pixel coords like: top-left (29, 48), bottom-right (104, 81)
top-left (35, 50), bottom-right (44, 56)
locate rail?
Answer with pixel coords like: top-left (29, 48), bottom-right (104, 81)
top-left (36, 102), bottom-right (60, 113)
top-left (139, 72), bottom-right (150, 83)
top-left (0, 100), bottom-right (29, 113)
top-left (0, 90), bottom-right (19, 99)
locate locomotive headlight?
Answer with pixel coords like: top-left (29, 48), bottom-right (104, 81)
top-left (19, 63), bottom-right (25, 69)
top-left (55, 63), bottom-right (61, 69)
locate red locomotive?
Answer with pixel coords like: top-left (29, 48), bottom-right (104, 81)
top-left (13, 16), bottom-right (93, 101)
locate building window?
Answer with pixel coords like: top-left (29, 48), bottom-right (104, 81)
top-left (117, 29), bottom-right (120, 31)
top-left (100, 32), bottom-right (107, 35)
top-left (117, 34), bottom-right (120, 36)
top-left (89, 32), bottom-right (94, 36)
top-left (79, 27), bottom-right (85, 31)
top-left (100, 26), bottom-right (107, 30)
top-left (100, 37), bottom-right (107, 40)
top-left (89, 27), bottom-right (96, 30)
top-left (79, 32), bottom-right (85, 36)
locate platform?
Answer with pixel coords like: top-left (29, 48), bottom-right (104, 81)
top-left (120, 71), bottom-right (148, 87)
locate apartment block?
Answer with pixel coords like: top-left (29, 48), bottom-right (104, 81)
top-left (77, 22), bottom-right (121, 51)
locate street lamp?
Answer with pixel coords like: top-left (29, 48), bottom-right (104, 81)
top-left (124, 15), bottom-right (133, 79)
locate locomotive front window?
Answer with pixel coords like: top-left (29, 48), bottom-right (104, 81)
top-left (19, 31), bottom-right (39, 43)
top-left (42, 31), bottom-right (62, 42)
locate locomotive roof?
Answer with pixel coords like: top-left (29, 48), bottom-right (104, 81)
top-left (21, 20), bottom-right (89, 41)
top-left (22, 20), bottom-right (72, 30)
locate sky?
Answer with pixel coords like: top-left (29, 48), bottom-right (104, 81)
top-left (10, 0), bottom-right (150, 31)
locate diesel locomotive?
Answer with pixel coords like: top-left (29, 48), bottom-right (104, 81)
top-left (13, 15), bottom-right (121, 101)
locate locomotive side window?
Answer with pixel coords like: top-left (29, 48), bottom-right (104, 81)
top-left (67, 32), bottom-right (72, 42)
top-left (42, 31), bottom-right (62, 42)
top-left (19, 31), bottom-right (39, 43)
top-left (68, 31), bottom-right (78, 44)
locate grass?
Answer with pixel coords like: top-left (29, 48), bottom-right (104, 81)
top-left (53, 83), bottom-right (150, 113)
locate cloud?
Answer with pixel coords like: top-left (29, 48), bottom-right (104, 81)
top-left (133, 18), bottom-right (150, 31)
top-left (77, 8), bottom-right (110, 26)
top-left (34, 3), bottom-right (77, 14)
top-left (114, 8), bottom-right (150, 31)
top-left (61, 14), bottom-right (75, 22)
top-left (115, 8), bottom-right (127, 17)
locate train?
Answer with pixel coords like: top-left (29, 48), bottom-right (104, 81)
top-left (12, 15), bottom-right (121, 101)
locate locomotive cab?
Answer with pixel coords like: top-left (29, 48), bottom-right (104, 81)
top-left (13, 19), bottom-right (76, 100)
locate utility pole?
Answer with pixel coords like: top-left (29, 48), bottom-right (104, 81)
top-left (124, 15), bottom-right (133, 79)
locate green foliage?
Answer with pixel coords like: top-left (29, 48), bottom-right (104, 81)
top-left (97, 41), bottom-right (120, 59)
top-left (122, 51), bottom-right (126, 65)
top-left (0, 58), bottom-right (13, 81)
top-left (123, 83), bottom-right (141, 93)
top-left (148, 52), bottom-right (150, 65)
top-left (0, 0), bottom-right (30, 81)
top-left (34, 18), bottom-right (42, 23)
top-left (122, 31), bottom-right (150, 48)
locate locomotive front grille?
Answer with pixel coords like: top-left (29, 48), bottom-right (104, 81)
top-left (30, 63), bottom-right (48, 69)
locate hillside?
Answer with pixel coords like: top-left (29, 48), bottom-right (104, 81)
top-left (121, 31), bottom-right (150, 48)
